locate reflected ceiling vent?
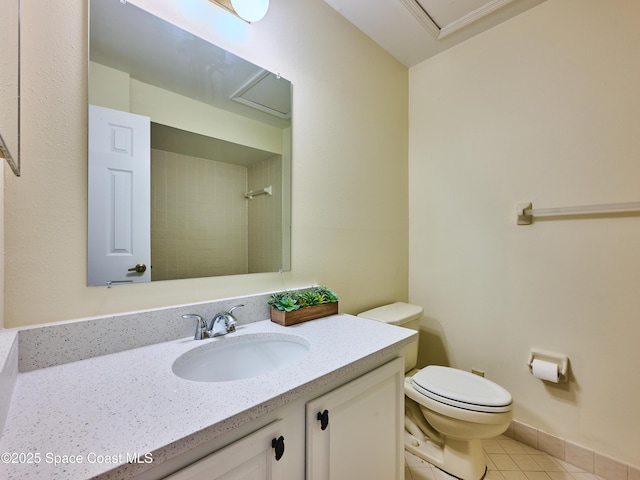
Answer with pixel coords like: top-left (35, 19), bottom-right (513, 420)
top-left (400, 0), bottom-right (521, 40)
top-left (229, 70), bottom-right (292, 119)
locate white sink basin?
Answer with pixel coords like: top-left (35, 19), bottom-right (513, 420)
top-left (172, 333), bottom-right (311, 382)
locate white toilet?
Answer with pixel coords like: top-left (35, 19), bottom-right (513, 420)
top-left (358, 303), bottom-right (513, 480)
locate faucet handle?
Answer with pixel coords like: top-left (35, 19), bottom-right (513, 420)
top-left (183, 314), bottom-right (208, 340)
top-left (228, 304), bottom-right (244, 315)
top-left (226, 304), bottom-right (244, 332)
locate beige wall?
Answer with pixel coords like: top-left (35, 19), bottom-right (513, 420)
top-left (0, 166), bottom-right (3, 330)
top-left (409, 0), bottom-right (640, 465)
top-left (0, 0), bottom-right (17, 331)
top-left (3, 0), bottom-right (408, 326)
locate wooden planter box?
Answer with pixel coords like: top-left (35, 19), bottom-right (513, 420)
top-left (270, 302), bottom-right (339, 327)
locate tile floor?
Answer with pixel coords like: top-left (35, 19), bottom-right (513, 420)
top-left (405, 435), bottom-right (606, 480)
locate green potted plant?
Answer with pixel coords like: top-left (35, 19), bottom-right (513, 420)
top-left (268, 286), bottom-right (339, 326)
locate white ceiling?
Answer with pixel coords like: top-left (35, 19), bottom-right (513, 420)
top-left (323, 0), bottom-right (547, 67)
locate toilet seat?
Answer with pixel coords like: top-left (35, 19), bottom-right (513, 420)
top-left (411, 366), bottom-right (512, 413)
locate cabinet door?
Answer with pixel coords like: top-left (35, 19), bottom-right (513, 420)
top-left (165, 420), bottom-right (287, 480)
top-left (306, 357), bottom-right (404, 480)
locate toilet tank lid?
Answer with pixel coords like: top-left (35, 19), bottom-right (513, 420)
top-left (358, 302), bottom-right (423, 326)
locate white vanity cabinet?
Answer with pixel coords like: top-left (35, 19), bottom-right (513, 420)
top-left (160, 357), bottom-right (404, 480)
top-left (164, 419), bottom-right (297, 480)
top-left (305, 357), bottom-right (405, 480)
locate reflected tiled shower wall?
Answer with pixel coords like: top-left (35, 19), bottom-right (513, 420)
top-left (150, 149), bottom-right (249, 280)
top-left (248, 155), bottom-right (282, 273)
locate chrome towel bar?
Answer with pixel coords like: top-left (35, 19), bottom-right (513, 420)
top-left (516, 201), bottom-right (640, 225)
top-left (245, 185), bottom-right (273, 200)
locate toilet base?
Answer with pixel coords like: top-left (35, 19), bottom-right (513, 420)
top-left (404, 429), bottom-right (487, 480)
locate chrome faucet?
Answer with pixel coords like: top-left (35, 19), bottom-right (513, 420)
top-left (182, 304), bottom-right (244, 340)
top-left (209, 304), bottom-right (244, 336)
top-left (182, 314), bottom-right (209, 340)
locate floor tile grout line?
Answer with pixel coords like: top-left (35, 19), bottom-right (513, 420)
top-left (405, 436), bottom-right (610, 480)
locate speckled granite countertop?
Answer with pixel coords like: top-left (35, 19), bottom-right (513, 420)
top-left (0, 314), bottom-right (415, 479)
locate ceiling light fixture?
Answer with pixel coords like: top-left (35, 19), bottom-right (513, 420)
top-left (209, 0), bottom-right (269, 22)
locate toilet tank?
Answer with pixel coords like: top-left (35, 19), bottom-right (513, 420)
top-left (358, 302), bottom-right (423, 372)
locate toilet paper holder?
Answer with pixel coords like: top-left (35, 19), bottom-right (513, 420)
top-left (527, 349), bottom-right (569, 382)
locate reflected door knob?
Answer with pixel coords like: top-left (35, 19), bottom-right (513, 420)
top-left (128, 263), bottom-right (147, 273)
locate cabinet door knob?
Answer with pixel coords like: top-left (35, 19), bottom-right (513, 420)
top-left (271, 435), bottom-right (285, 461)
top-left (317, 409), bottom-right (329, 431)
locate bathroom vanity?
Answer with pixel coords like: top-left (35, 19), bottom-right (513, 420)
top-left (165, 357), bottom-right (403, 480)
top-left (0, 305), bottom-right (415, 480)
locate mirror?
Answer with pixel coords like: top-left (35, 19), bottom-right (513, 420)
top-left (0, 0), bottom-right (21, 176)
top-left (88, 0), bottom-right (292, 286)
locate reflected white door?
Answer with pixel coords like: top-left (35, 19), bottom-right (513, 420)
top-left (88, 104), bottom-right (151, 286)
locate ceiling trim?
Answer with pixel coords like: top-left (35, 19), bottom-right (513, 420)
top-left (399, 0), bottom-right (519, 40)
top-left (398, 0), bottom-right (440, 37)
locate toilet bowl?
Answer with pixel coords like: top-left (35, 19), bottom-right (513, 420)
top-left (358, 303), bottom-right (513, 480)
